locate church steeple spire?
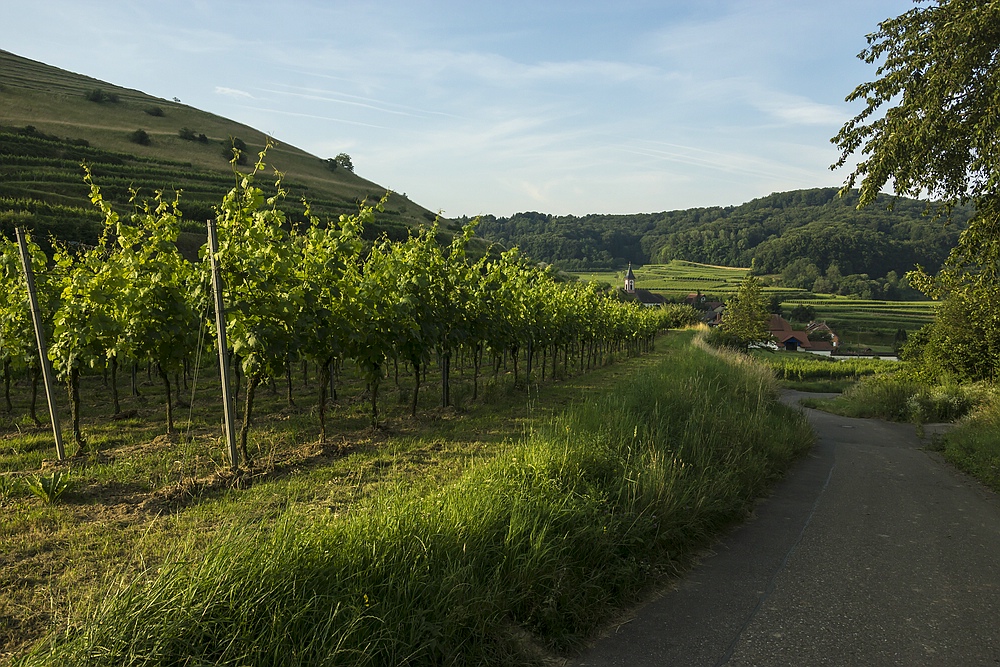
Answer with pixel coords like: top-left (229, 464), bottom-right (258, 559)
top-left (624, 263), bottom-right (636, 293)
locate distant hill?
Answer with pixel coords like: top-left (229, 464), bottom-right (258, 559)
top-left (474, 189), bottom-right (971, 290)
top-left (0, 49), bottom-right (443, 250)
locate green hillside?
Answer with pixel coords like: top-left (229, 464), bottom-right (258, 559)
top-left (475, 189), bottom-right (972, 292)
top-left (0, 49), bottom-right (441, 248)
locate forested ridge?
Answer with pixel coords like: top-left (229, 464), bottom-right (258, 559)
top-left (474, 188), bottom-right (970, 283)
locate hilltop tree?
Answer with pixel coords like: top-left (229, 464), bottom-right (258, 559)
top-left (335, 153), bottom-right (354, 173)
top-left (833, 0), bottom-right (1000, 380)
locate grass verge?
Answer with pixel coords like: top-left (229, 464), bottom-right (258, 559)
top-left (12, 333), bottom-right (812, 666)
top-left (800, 374), bottom-right (990, 423)
top-left (937, 394), bottom-right (1000, 492)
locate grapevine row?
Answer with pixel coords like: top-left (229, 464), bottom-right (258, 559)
top-left (0, 151), bottom-right (695, 462)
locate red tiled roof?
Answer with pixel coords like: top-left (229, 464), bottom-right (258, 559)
top-left (769, 314), bottom-right (792, 332)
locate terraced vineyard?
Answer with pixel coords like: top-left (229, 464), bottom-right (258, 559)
top-left (0, 124), bottom-right (426, 251)
top-left (0, 49), bottom-right (439, 250)
top-left (574, 260), bottom-right (938, 351)
top-left (575, 260), bottom-right (751, 295)
top-left (575, 260), bottom-right (807, 300)
top-left (780, 294), bottom-right (936, 351)
top-left (781, 294), bottom-right (936, 329)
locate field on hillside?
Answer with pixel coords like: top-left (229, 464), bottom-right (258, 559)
top-left (575, 260), bottom-right (751, 295)
top-left (574, 260), bottom-right (938, 352)
top-left (780, 294), bottom-right (936, 345)
top-left (0, 49), bottom-right (440, 245)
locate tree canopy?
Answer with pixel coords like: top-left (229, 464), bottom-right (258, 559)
top-left (833, 0), bottom-right (1000, 381)
top-left (335, 153), bottom-right (354, 173)
top-left (832, 0), bottom-right (1000, 211)
top-left (713, 275), bottom-right (771, 350)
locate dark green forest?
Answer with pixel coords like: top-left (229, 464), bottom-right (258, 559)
top-left (474, 188), bottom-right (970, 298)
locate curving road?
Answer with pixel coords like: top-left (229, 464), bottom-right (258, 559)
top-left (573, 391), bottom-right (1000, 666)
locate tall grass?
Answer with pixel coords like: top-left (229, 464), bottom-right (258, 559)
top-left (19, 335), bottom-right (812, 666)
top-left (803, 375), bottom-right (990, 423)
top-left (938, 392), bottom-right (1000, 492)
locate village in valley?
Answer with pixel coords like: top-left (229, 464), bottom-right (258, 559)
top-left (619, 262), bottom-right (846, 357)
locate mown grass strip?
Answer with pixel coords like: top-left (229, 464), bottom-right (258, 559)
top-left (18, 333), bottom-right (812, 666)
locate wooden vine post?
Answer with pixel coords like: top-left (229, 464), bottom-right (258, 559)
top-left (207, 219), bottom-right (240, 472)
top-left (15, 227), bottom-right (64, 461)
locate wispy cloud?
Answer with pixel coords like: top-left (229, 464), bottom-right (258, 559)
top-left (215, 87), bottom-right (256, 100)
top-left (165, 28), bottom-right (245, 55)
top-left (259, 85), bottom-right (460, 120)
top-left (617, 140), bottom-right (821, 186)
top-left (439, 52), bottom-right (660, 85)
top-left (281, 43), bottom-right (663, 95)
top-left (754, 96), bottom-right (848, 127)
top-left (239, 106), bottom-right (388, 130)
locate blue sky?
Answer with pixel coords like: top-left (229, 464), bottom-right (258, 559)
top-left (3, 0), bottom-right (912, 217)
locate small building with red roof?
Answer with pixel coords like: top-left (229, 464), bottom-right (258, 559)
top-left (768, 314), bottom-right (812, 352)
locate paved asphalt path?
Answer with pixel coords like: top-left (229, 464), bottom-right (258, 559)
top-left (573, 391), bottom-right (1000, 666)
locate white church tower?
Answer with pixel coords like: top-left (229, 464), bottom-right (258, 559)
top-left (624, 263), bottom-right (636, 294)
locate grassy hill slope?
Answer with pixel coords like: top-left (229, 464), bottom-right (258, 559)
top-left (0, 49), bottom-right (441, 248)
